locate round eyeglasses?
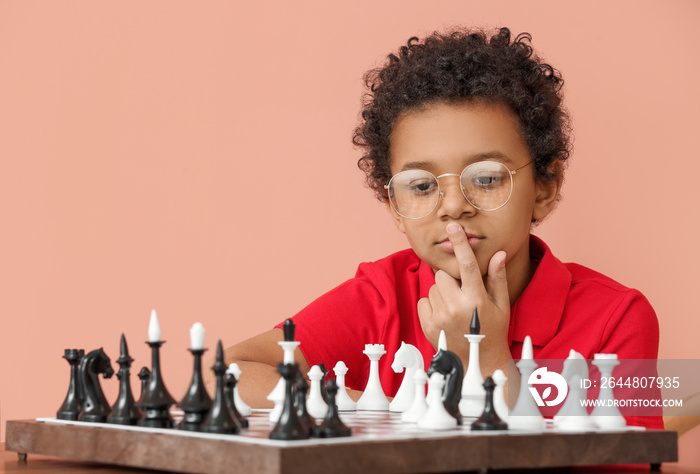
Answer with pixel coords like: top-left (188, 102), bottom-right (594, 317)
top-left (384, 160), bottom-right (533, 219)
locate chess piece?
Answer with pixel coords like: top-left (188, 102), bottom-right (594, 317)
top-left (201, 340), bottom-right (241, 434)
top-left (356, 344), bottom-right (390, 411)
top-left (270, 363), bottom-right (308, 440)
top-left (108, 335), bottom-right (143, 425)
top-left (306, 365), bottom-right (329, 418)
top-left (437, 330), bottom-right (447, 352)
top-left (137, 367), bottom-right (151, 401)
top-left (318, 363), bottom-right (330, 404)
top-left (227, 363), bottom-right (252, 416)
top-left (225, 373), bottom-right (249, 428)
top-left (554, 349), bottom-right (595, 431)
top-left (312, 379), bottom-right (352, 438)
top-left (78, 348), bottom-right (114, 423)
top-left (508, 335), bottom-right (546, 431)
top-left (57, 349), bottom-right (85, 420)
top-left (460, 308), bottom-right (486, 417)
top-left (471, 377), bottom-right (508, 431)
top-left (492, 369), bottom-right (509, 422)
top-left (591, 354), bottom-right (627, 430)
top-left (268, 319), bottom-right (301, 423)
top-left (427, 349), bottom-right (464, 424)
top-left (333, 361), bottom-right (357, 411)
top-left (401, 369), bottom-right (429, 423)
top-left (138, 310), bottom-right (177, 428)
top-left (389, 342), bottom-right (423, 412)
top-left (178, 324), bottom-right (213, 431)
top-left (294, 376), bottom-right (317, 435)
top-left (418, 372), bottom-right (457, 430)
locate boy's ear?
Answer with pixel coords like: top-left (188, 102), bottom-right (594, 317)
top-left (385, 200), bottom-right (407, 234)
top-left (532, 178), bottom-right (562, 222)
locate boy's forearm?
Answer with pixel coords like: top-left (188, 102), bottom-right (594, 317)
top-left (232, 360), bottom-right (280, 409)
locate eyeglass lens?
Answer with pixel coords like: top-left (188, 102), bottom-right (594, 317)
top-left (388, 161), bottom-right (513, 219)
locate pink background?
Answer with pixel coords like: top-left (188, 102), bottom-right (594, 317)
top-left (1, 0), bottom-right (698, 467)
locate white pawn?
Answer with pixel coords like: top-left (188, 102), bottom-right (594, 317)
top-left (333, 361), bottom-right (357, 411)
top-left (227, 363), bottom-right (252, 416)
top-left (267, 383), bottom-right (285, 423)
top-left (508, 335), bottom-right (546, 431)
top-left (554, 349), bottom-right (595, 431)
top-left (306, 365), bottom-right (329, 419)
top-left (418, 372), bottom-right (458, 430)
top-left (389, 342), bottom-right (423, 412)
top-left (401, 370), bottom-right (429, 423)
top-left (591, 354), bottom-right (627, 430)
top-left (357, 344), bottom-right (390, 411)
top-left (492, 369), bottom-right (509, 422)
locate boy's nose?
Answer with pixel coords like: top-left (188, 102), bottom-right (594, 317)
top-left (437, 178), bottom-right (476, 219)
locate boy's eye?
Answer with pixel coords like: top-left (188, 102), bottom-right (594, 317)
top-left (472, 174), bottom-right (503, 189)
top-left (408, 180), bottom-right (438, 195)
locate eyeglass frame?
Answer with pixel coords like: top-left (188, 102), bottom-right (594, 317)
top-left (384, 160), bottom-right (534, 219)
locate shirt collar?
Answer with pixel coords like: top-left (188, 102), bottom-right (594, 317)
top-left (509, 235), bottom-right (571, 347)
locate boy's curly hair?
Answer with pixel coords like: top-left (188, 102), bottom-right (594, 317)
top-left (353, 27), bottom-right (571, 202)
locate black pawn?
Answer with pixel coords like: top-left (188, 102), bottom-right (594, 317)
top-left (137, 367), bottom-right (151, 401)
top-left (270, 363), bottom-right (308, 440)
top-left (470, 307), bottom-right (480, 335)
top-left (282, 318), bottom-right (295, 342)
top-left (108, 334), bottom-right (143, 425)
top-left (471, 377), bottom-right (508, 431)
top-left (201, 340), bottom-right (241, 434)
top-left (138, 339), bottom-right (176, 428)
top-left (312, 379), bottom-right (352, 438)
top-left (178, 347), bottom-right (213, 431)
top-left (225, 372), bottom-right (249, 429)
top-left (293, 375), bottom-right (316, 435)
top-left (57, 349), bottom-right (85, 420)
top-left (318, 363), bottom-right (330, 404)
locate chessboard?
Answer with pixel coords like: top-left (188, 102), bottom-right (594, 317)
top-left (5, 411), bottom-right (677, 474)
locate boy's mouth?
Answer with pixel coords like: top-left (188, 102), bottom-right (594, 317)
top-left (438, 234), bottom-right (483, 252)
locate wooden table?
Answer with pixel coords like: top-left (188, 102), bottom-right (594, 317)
top-left (4, 414), bottom-right (682, 474)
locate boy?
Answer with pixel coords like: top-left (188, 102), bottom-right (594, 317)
top-left (223, 27), bottom-right (661, 429)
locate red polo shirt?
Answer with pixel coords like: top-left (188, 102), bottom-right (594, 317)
top-left (278, 235), bottom-right (662, 428)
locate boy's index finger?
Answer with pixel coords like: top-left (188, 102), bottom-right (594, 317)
top-left (446, 223), bottom-right (483, 290)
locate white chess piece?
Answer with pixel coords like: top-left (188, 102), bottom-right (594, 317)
top-left (554, 350), bottom-right (595, 431)
top-left (333, 361), bottom-right (357, 411)
top-left (266, 337), bottom-right (301, 422)
top-left (389, 342), bottom-right (424, 412)
top-left (418, 372), bottom-right (458, 430)
top-left (357, 344), bottom-right (390, 411)
top-left (508, 336), bottom-right (546, 431)
top-left (492, 369), bottom-right (509, 422)
top-left (306, 365), bottom-right (329, 419)
top-left (591, 354), bottom-right (627, 430)
top-left (227, 363), bottom-right (252, 417)
top-left (459, 332), bottom-right (485, 417)
top-left (402, 370), bottom-right (429, 423)
top-left (437, 330), bottom-right (447, 351)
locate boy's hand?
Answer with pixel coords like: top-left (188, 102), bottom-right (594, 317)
top-left (417, 223), bottom-right (511, 376)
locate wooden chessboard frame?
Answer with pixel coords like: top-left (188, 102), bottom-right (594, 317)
top-left (5, 413), bottom-right (678, 474)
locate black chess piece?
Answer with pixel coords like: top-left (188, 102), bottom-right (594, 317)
top-left (201, 340), bottom-right (241, 434)
top-left (471, 376), bottom-right (508, 431)
top-left (178, 346), bottom-right (213, 431)
top-left (108, 334), bottom-right (143, 425)
top-left (225, 372), bottom-right (249, 429)
top-left (78, 348), bottom-right (114, 423)
top-left (470, 307), bottom-right (480, 335)
top-left (293, 375), bottom-right (316, 436)
top-left (312, 379), bottom-right (352, 438)
top-left (318, 363), bottom-right (330, 404)
top-left (138, 339), bottom-right (176, 428)
top-left (270, 363), bottom-right (308, 440)
top-left (57, 349), bottom-right (85, 420)
top-left (137, 367), bottom-right (151, 402)
top-left (427, 349), bottom-right (464, 425)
